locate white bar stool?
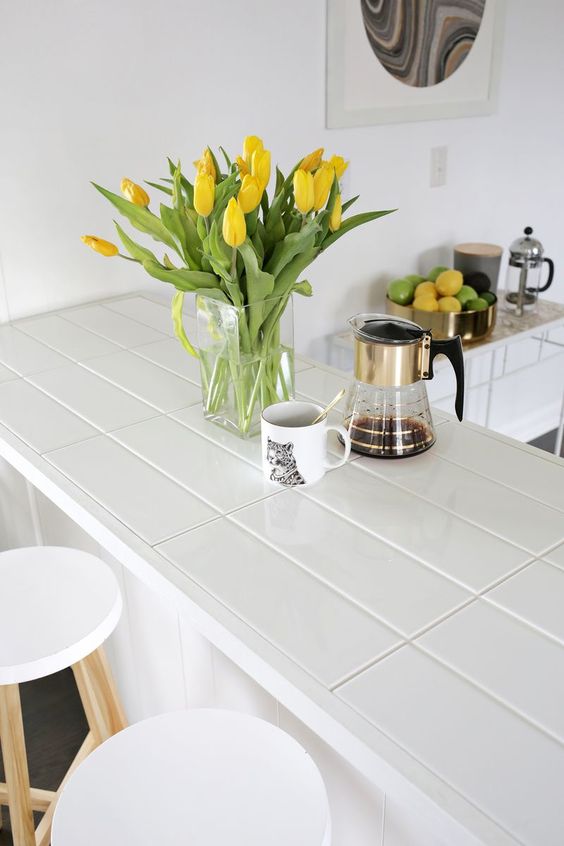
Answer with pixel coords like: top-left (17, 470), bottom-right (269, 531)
top-left (52, 708), bottom-right (331, 845)
top-left (0, 546), bottom-right (126, 846)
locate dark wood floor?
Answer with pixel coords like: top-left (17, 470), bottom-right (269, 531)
top-left (0, 429), bottom-right (561, 843)
top-left (529, 428), bottom-right (564, 457)
top-left (0, 669), bottom-right (87, 843)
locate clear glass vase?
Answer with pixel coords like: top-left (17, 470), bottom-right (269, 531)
top-left (196, 293), bottom-right (295, 439)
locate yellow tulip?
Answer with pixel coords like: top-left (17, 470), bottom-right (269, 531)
top-left (313, 163), bottom-right (334, 211)
top-left (238, 174), bottom-right (262, 214)
top-left (236, 155), bottom-right (249, 177)
top-left (243, 135), bottom-right (263, 168)
top-left (328, 155), bottom-right (348, 179)
top-left (299, 147), bottom-right (324, 172)
top-left (223, 197), bottom-right (246, 248)
top-left (81, 235), bottom-right (119, 257)
top-left (293, 169), bottom-right (314, 214)
top-left (329, 193), bottom-right (342, 232)
top-left (194, 171), bottom-right (215, 217)
top-left (120, 178), bottom-right (150, 207)
top-left (194, 147), bottom-right (216, 181)
top-left (251, 148), bottom-right (271, 190)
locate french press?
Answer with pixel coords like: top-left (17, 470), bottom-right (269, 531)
top-left (344, 314), bottom-right (464, 458)
top-left (504, 227), bottom-right (554, 316)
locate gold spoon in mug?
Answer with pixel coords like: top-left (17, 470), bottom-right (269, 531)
top-left (311, 388), bottom-right (346, 425)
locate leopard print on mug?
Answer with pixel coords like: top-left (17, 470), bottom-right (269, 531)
top-left (266, 437), bottom-right (306, 486)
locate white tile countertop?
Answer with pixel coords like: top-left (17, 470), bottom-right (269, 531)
top-left (1, 293), bottom-right (563, 845)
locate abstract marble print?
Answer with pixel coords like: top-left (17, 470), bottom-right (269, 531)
top-left (361, 0), bottom-right (486, 87)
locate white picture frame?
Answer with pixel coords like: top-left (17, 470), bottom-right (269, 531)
top-left (326, 0), bottom-right (505, 128)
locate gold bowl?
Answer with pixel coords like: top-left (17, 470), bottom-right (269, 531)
top-left (386, 296), bottom-right (497, 342)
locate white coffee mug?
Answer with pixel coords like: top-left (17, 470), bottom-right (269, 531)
top-left (261, 400), bottom-right (351, 488)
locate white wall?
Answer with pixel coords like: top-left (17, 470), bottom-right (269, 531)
top-left (1, 0), bottom-right (563, 359)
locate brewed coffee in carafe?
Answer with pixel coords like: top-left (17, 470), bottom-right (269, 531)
top-left (344, 315), bottom-right (464, 458)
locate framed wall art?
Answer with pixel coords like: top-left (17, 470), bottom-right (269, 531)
top-left (326, 0), bottom-right (505, 128)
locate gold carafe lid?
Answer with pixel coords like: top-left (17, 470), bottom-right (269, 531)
top-left (349, 314), bottom-right (431, 387)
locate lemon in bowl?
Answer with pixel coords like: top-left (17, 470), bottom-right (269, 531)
top-left (435, 270), bottom-right (463, 297)
top-left (438, 296), bottom-right (462, 312)
top-left (413, 295), bottom-right (439, 312)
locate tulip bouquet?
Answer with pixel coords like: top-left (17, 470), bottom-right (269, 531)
top-left (83, 137), bottom-right (393, 436)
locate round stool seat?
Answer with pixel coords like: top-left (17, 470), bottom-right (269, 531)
top-left (52, 709), bottom-right (331, 846)
top-left (0, 546), bottom-right (121, 684)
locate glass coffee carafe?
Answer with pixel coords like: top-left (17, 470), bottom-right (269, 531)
top-left (344, 314), bottom-right (464, 458)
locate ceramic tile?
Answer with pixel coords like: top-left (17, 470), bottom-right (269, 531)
top-left (0, 325), bottom-right (69, 374)
top-left (111, 416), bottom-right (271, 513)
top-left (545, 542), bottom-right (564, 571)
top-left (29, 364), bottom-right (158, 432)
top-left (356, 451), bottom-right (564, 554)
top-left (295, 368), bottom-right (349, 408)
top-left (485, 560), bottom-right (564, 645)
top-left (302, 463), bottom-right (530, 592)
top-left (430, 422), bottom-right (564, 512)
top-left (338, 645), bottom-right (564, 846)
top-left (61, 304), bottom-right (165, 347)
top-left (232, 494), bottom-right (471, 637)
top-left (45, 435), bottom-right (217, 545)
top-left (157, 520), bottom-right (402, 687)
top-left (133, 338), bottom-right (201, 384)
top-left (171, 405), bottom-right (261, 468)
top-left (418, 599), bottom-right (564, 741)
top-left (294, 356), bottom-right (314, 373)
top-left (0, 362), bottom-right (17, 383)
top-left (16, 314), bottom-right (120, 361)
top-left (83, 350), bottom-right (201, 413)
top-left (103, 297), bottom-right (175, 336)
top-left (0, 379), bottom-right (97, 452)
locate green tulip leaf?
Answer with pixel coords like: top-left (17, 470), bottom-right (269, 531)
top-left (292, 280), bottom-right (313, 297)
top-left (274, 167), bottom-right (285, 196)
top-left (144, 181), bottom-right (173, 197)
top-left (219, 146), bottom-right (232, 171)
top-left (238, 240), bottom-right (275, 341)
top-left (93, 183), bottom-right (179, 253)
top-left (159, 204), bottom-right (200, 270)
top-left (167, 158), bottom-right (194, 206)
top-left (171, 291), bottom-right (198, 358)
top-left (142, 259), bottom-right (219, 292)
top-left (322, 209), bottom-right (396, 249)
top-left (342, 195), bottom-right (359, 213)
top-left (264, 218), bottom-right (320, 278)
top-left (114, 221), bottom-right (159, 263)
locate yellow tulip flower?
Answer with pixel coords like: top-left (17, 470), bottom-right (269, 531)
top-left (243, 135), bottom-right (263, 168)
top-left (194, 171), bottom-right (215, 217)
top-left (223, 197), bottom-right (246, 248)
top-left (238, 174), bottom-right (262, 214)
top-left (251, 148), bottom-right (271, 191)
top-left (299, 147), bottom-right (324, 172)
top-left (313, 163), bottom-right (334, 211)
top-left (194, 147), bottom-right (216, 181)
top-left (293, 169), bottom-right (314, 214)
top-left (236, 155), bottom-right (249, 177)
top-left (81, 235), bottom-right (119, 257)
top-left (329, 193), bottom-right (342, 232)
top-left (328, 155), bottom-right (348, 179)
top-left (120, 178), bottom-right (150, 207)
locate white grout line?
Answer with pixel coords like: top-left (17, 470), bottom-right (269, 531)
top-left (350, 458), bottom-right (564, 553)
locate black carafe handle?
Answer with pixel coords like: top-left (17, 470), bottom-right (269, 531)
top-left (538, 257), bottom-right (554, 293)
top-left (427, 336), bottom-right (465, 421)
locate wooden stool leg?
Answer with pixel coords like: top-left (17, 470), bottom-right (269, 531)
top-left (72, 647), bottom-right (126, 746)
top-left (0, 684), bottom-right (35, 846)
